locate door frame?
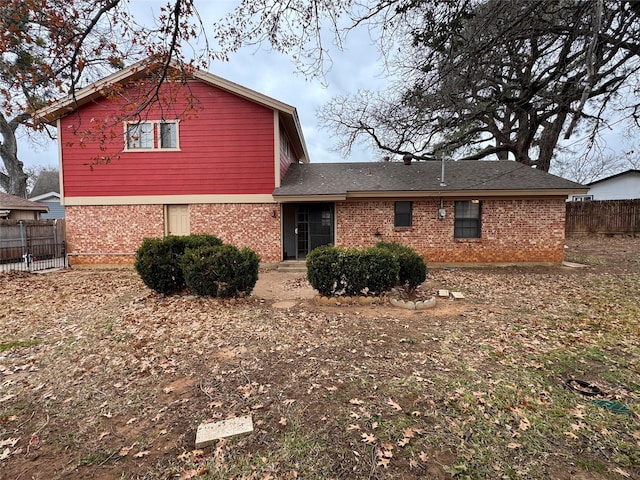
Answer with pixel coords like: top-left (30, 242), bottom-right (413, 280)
top-left (281, 203), bottom-right (335, 260)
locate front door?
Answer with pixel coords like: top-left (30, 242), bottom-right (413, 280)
top-left (282, 203), bottom-right (334, 260)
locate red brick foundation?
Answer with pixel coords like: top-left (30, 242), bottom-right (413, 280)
top-left (65, 203), bottom-right (281, 265)
top-left (335, 198), bottom-right (566, 263)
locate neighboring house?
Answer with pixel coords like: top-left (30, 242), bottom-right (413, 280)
top-left (0, 192), bottom-right (49, 220)
top-left (29, 170), bottom-right (64, 219)
top-left (36, 61), bottom-right (587, 265)
top-left (569, 169), bottom-right (640, 201)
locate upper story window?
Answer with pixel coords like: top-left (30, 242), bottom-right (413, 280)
top-left (125, 120), bottom-right (179, 150)
top-left (394, 201), bottom-right (412, 227)
top-left (454, 200), bottom-right (481, 238)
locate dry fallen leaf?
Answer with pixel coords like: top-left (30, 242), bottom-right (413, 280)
top-left (0, 438), bottom-right (19, 448)
top-left (279, 417), bottom-right (288, 426)
top-left (564, 431), bottom-right (578, 440)
top-left (377, 457), bottom-right (390, 469)
top-left (349, 398), bottom-right (363, 405)
top-left (386, 398), bottom-right (402, 411)
top-left (507, 442), bottom-right (521, 449)
top-left (361, 432), bottom-right (376, 444)
top-left (612, 467), bottom-right (631, 478)
top-left (347, 424), bottom-right (361, 431)
top-left (519, 418), bottom-right (531, 431)
top-left (119, 445), bottom-right (133, 457)
top-left (134, 450), bottom-right (150, 458)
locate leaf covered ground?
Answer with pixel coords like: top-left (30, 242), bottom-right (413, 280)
top-left (1, 236), bottom-right (639, 480)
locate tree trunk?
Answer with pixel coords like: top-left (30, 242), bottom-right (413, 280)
top-left (0, 112), bottom-right (29, 198)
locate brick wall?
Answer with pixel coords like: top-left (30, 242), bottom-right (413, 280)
top-left (336, 198), bottom-right (566, 263)
top-left (190, 203), bottom-right (281, 262)
top-left (66, 202), bottom-right (281, 265)
top-left (65, 205), bottom-right (165, 264)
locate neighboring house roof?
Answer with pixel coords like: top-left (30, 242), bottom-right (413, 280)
top-left (0, 192), bottom-right (49, 212)
top-left (273, 161), bottom-right (587, 200)
top-left (29, 170), bottom-right (60, 198)
top-left (29, 192), bottom-right (61, 203)
top-left (587, 169), bottom-right (640, 186)
top-left (34, 59), bottom-right (309, 163)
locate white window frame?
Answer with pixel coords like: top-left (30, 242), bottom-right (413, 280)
top-left (571, 195), bottom-right (593, 202)
top-left (124, 120), bottom-right (180, 151)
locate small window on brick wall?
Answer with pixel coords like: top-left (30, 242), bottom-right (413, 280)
top-left (394, 201), bottom-right (412, 227)
top-left (454, 200), bottom-right (481, 238)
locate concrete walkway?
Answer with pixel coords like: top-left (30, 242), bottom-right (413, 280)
top-left (252, 270), bottom-right (316, 302)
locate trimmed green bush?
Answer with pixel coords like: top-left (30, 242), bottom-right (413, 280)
top-left (180, 244), bottom-right (260, 298)
top-left (134, 236), bottom-right (189, 294)
top-left (134, 234), bottom-right (223, 295)
top-left (183, 233), bottom-right (223, 250)
top-left (306, 245), bottom-right (398, 296)
top-left (306, 245), bottom-right (340, 297)
top-left (376, 241), bottom-right (427, 290)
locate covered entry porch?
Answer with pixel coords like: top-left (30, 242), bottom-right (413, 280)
top-left (281, 203), bottom-right (334, 260)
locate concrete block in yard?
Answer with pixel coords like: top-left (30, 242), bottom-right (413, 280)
top-left (195, 415), bottom-right (253, 448)
top-left (438, 289), bottom-right (450, 298)
top-left (450, 291), bottom-right (465, 300)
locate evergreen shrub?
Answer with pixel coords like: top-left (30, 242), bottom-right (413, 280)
top-left (134, 234), bottom-right (224, 295)
top-left (376, 241), bottom-right (427, 290)
top-left (306, 245), bottom-right (398, 296)
top-left (180, 244), bottom-right (260, 298)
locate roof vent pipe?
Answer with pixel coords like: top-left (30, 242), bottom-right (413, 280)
top-left (439, 152), bottom-right (446, 187)
top-left (403, 153), bottom-right (412, 165)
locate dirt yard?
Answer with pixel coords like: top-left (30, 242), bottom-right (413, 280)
top-left (0, 236), bottom-right (639, 479)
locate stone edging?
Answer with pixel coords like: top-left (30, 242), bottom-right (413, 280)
top-left (389, 297), bottom-right (436, 310)
top-left (312, 295), bottom-right (437, 310)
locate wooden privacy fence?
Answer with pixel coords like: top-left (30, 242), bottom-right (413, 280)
top-left (566, 199), bottom-right (640, 235)
top-left (0, 219), bottom-right (67, 272)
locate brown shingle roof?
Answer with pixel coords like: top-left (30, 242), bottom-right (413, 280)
top-left (273, 161), bottom-right (586, 198)
top-left (0, 192), bottom-right (49, 211)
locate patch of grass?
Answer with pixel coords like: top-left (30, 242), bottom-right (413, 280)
top-left (576, 458), bottom-right (607, 473)
top-left (0, 339), bottom-right (39, 352)
top-left (197, 410), bottom-right (336, 480)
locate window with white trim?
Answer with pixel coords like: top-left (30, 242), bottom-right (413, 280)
top-left (125, 120), bottom-right (179, 150)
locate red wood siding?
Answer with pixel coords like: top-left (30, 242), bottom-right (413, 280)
top-left (279, 125), bottom-right (295, 181)
top-left (60, 82), bottom-right (275, 197)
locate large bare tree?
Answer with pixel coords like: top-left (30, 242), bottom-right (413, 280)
top-left (0, 0), bottom-right (210, 197)
top-left (318, 0), bottom-right (640, 170)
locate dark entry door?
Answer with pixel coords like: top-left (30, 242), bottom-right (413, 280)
top-left (282, 203), bottom-right (334, 260)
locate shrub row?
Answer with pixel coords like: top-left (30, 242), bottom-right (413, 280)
top-left (306, 242), bottom-right (426, 296)
top-left (134, 234), bottom-right (259, 297)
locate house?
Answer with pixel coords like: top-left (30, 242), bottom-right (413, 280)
top-left (0, 192), bottom-right (49, 220)
top-left (274, 161), bottom-right (586, 263)
top-left (36, 61), bottom-right (587, 265)
top-left (29, 170), bottom-right (65, 219)
top-left (569, 169), bottom-right (640, 201)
